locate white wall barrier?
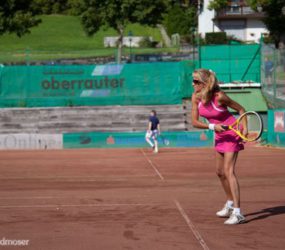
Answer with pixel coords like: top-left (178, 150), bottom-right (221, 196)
top-left (0, 134), bottom-right (63, 150)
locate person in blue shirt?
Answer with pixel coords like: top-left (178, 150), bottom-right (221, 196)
top-left (265, 57), bottom-right (274, 85)
top-left (145, 110), bottom-right (160, 153)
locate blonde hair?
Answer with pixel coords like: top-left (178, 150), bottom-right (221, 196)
top-left (193, 68), bottom-right (220, 104)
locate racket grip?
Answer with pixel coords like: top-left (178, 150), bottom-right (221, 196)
top-left (221, 125), bottom-right (229, 130)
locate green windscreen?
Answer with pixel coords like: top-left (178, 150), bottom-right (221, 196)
top-left (200, 44), bottom-right (261, 83)
top-left (0, 61), bottom-right (195, 107)
top-left (63, 131), bottom-right (214, 149)
top-left (267, 109), bottom-right (285, 147)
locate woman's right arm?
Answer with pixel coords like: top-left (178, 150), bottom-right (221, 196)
top-left (191, 94), bottom-right (210, 129)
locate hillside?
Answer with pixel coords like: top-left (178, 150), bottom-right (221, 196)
top-left (0, 15), bottom-right (174, 63)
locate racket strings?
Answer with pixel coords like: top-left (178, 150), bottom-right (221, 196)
top-left (238, 113), bottom-right (262, 141)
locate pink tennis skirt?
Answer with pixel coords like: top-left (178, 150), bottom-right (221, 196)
top-left (214, 130), bottom-right (244, 153)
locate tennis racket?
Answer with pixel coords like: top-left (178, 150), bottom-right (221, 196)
top-left (160, 135), bottom-right (170, 146)
top-left (221, 111), bottom-right (263, 142)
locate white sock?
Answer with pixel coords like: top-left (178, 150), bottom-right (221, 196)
top-left (154, 140), bottom-right (158, 150)
top-left (233, 208), bottom-right (241, 215)
top-left (226, 200), bottom-right (234, 208)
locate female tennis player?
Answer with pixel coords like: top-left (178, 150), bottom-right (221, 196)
top-left (191, 68), bottom-right (246, 225)
top-left (145, 110), bottom-right (160, 153)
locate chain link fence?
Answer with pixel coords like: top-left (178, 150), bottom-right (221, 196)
top-left (261, 43), bottom-right (285, 108)
top-left (0, 48), bottom-right (186, 65)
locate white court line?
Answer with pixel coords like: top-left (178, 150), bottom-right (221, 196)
top-left (0, 197), bottom-right (61, 200)
top-left (0, 195), bottom-right (150, 200)
top-left (174, 199), bottom-right (210, 250)
top-left (140, 149), bottom-right (164, 181)
top-left (0, 203), bottom-right (152, 209)
top-left (0, 175), bottom-right (154, 180)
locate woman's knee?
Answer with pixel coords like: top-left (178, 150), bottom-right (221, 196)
top-left (224, 167), bottom-right (235, 179)
top-left (216, 169), bottom-right (226, 179)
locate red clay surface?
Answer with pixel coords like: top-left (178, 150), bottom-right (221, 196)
top-left (0, 146), bottom-right (284, 250)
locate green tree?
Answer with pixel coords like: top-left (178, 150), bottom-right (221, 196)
top-left (247, 0), bottom-right (285, 47)
top-left (71, 0), bottom-right (169, 63)
top-left (32, 0), bottom-right (70, 14)
top-left (163, 4), bottom-right (197, 38)
top-left (208, 0), bottom-right (285, 47)
top-left (0, 0), bottom-right (41, 37)
top-left (208, 0), bottom-right (228, 11)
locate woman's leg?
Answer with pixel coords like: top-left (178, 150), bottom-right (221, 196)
top-left (223, 152), bottom-right (245, 224)
top-left (223, 152), bottom-right (240, 208)
top-left (153, 131), bottom-right (158, 153)
top-left (216, 152), bottom-right (233, 201)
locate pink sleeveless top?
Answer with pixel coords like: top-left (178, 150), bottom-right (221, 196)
top-left (198, 93), bottom-right (244, 153)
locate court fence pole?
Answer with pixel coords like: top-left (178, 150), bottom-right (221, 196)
top-left (273, 47), bottom-right (276, 101)
top-left (197, 33), bottom-right (201, 68)
top-left (258, 36), bottom-right (262, 83)
top-left (229, 43), bottom-right (232, 83)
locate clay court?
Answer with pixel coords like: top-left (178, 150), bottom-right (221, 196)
top-left (0, 146), bottom-right (284, 250)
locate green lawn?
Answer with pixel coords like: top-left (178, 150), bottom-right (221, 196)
top-left (0, 15), bottom-right (175, 63)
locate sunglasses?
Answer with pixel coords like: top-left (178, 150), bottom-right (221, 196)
top-left (192, 79), bottom-right (204, 85)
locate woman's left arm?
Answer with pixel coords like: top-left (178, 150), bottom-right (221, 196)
top-left (218, 92), bottom-right (246, 115)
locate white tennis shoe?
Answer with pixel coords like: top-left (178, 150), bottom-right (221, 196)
top-left (216, 204), bottom-right (233, 218)
top-left (153, 147), bottom-right (158, 153)
top-left (224, 213), bottom-right (245, 225)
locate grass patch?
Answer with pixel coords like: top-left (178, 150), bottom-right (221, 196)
top-left (276, 70), bottom-right (285, 80)
top-left (0, 15), bottom-right (173, 63)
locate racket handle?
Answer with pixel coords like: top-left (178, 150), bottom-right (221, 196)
top-left (221, 125), bottom-right (229, 130)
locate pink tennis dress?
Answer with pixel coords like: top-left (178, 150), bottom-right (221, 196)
top-left (198, 93), bottom-right (244, 153)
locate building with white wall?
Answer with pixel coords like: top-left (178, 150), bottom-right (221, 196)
top-left (104, 36), bottom-right (153, 48)
top-left (198, 0), bottom-right (268, 43)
